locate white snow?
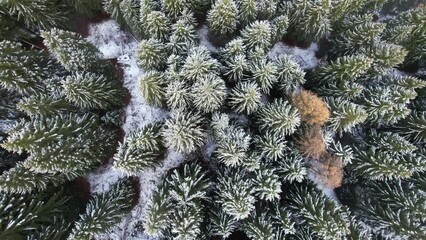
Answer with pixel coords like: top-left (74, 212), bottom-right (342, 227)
top-left (268, 42), bottom-right (320, 69)
top-left (197, 25), bottom-right (219, 53)
top-left (85, 20), bottom-right (184, 240)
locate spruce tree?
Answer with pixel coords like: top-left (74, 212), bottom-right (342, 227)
top-left (229, 81), bottom-right (262, 114)
top-left (209, 204), bottom-right (237, 238)
top-left (363, 42), bottom-right (408, 72)
top-left (144, 182), bottom-right (173, 237)
top-left (211, 113), bottom-right (252, 167)
top-left (137, 38), bottom-right (167, 70)
top-left (223, 54), bottom-right (249, 82)
top-left (171, 205), bottom-right (202, 240)
top-left (241, 20), bottom-right (273, 50)
top-left (326, 97), bottom-right (367, 134)
top-left (139, 70), bottom-right (166, 107)
top-left (286, 0), bottom-right (332, 43)
top-left (62, 72), bottom-right (124, 110)
top-left (315, 55), bottom-right (373, 83)
top-left (17, 94), bottom-right (72, 117)
top-left (165, 80), bottom-right (191, 110)
top-left (237, 0), bottom-right (257, 26)
top-left (0, 190), bottom-right (71, 239)
top-left (190, 74), bottom-right (227, 113)
top-left (182, 46), bottom-right (220, 82)
top-left (255, 132), bottom-right (287, 162)
top-left (103, 0), bottom-right (126, 26)
top-left (67, 0), bottom-right (102, 17)
top-left (0, 40), bottom-right (46, 94)
top-left (253, 167), bottom-right (282, 201)
top-left (274, 54), bottom-right (306, 93)
top-left (256, 99), bottom-right (301, 137)
top-left (2, 114), bottom-right (114, 173)
top-left (250, 58), bottom-right (278, 94)
top-left (207, 0), bottom-right (238, 36)
top-left (113, 123), bottom-right (164, 175)
top-left (287, 184), bottom-right (351, 240)
top-left (352, 148), bottom-right (424, 180)
top-left (167, 163), bottom-right (210, 206)
top-left (42, 29), bottom-right (108, 73)
top-left (243, 210), bottom-right (275, 240)
top-left (277, 149), bottom-right (307, 183)
top-left (216, 167), bottom-right (255, 220)
top-left (220, 38), bottom-right (246, 61)
top-left (161, 110), bottom-right (206, 153)
top-left (396, 111), bottom-right (426, 144)
top-left (68, 179), bottom-right (135, 239)
top-left (145, 10), bottom-right (171, 40)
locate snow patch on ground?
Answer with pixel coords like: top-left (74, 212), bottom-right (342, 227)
top-left (268, 42), bottom-right (320, 69)
top-left (86, 20), bottom-right (184, 240)
top-left (197, 25), bottom-right (219, 53)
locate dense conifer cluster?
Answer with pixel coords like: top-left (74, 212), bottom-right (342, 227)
top-left (0, 0), bottom-right (425, 239)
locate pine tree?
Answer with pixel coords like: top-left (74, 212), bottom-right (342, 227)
top-left (0, 40), bottom-right (46, 94)
top-left (325, 97), bottom-right (367, 134)
top-left (63, 72), bottom-right (124, 110)
top-left (274, 54), bottom-right (306, 93)
top-left (209, 204), bottom-right (237, 238)
top-left (165, 80), bottom-right (191, 110)
top-left (277, 149), bottom-right (307, 183)
top-left (250, 58), bottom-right (278, 94)
top-left (137, 38), bottom-right (167, 70)
top-left (190, 74), bottom-right (227, 113)
top-left (241, 20), bottom-right (273, 50)
top-left (223, 54), bottom-right (249, 82)
top-left (253, 167), bottom-right (282, 201)
top-left (229, 81), bottom-right (262, 114)
top-left (167, 163), bottom-right (210, 206)
top-left (207, 0), bottom-right (238, 36)
top-left (255, 132), bottom-right (287, 162)
top-left (237, 0), bottom-right (257, 26)
top-left (17, 94), bottom-right (72, 117)
top-left (287, 184), bottom-right (351, 240)
top-left (216, 167), bottom-right (255, 220)
top-left (144, 182), bottom-right (173, 237)
top-left (256, 99), bottom-right (301, 137)
top-left (182, 46), bottom-right (220, 82)
top-left (161, 111), bottom-right (206, 153)
top-left (0, 190), bottom-right (71, 239)
top-left (68, 179), bottom-right (134, 239)
top-left (145, 10), bottom-right (171, 40)
top-left (42, 29), bottom-right (108, 73)
top-left (113, 123), bottom-right (164, 175)
top-left (352, 148), bottom-right (425, 180)
top-left (139, 70), bottom-right (166, 107)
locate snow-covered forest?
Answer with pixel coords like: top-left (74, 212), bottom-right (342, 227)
top-left (0, 0), bottom-right (425, 239)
